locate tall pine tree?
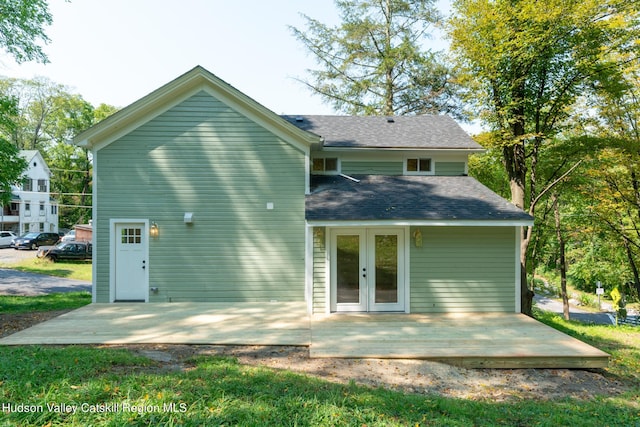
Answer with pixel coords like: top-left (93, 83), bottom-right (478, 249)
top-left (291, 0), bottom-right (461, 117)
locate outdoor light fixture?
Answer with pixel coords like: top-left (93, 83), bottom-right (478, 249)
top-left (413, 228), bottom-right (423, 248)
top-left (313, 227), bottom-right (324, 240)
top-left (150, 222), bottom-right (159, 238)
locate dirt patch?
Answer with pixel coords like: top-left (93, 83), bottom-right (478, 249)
top-left (1, 312), bottom-right (628, 401)
top-left (0, 310), bottom-right (73, 338)
top-left (118, 343), bottom-right (627, 401)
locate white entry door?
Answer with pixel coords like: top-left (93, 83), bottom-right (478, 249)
top-left (114, 222), bottom-right (148, 301)
top-left (330, 228), bottom-right (405, 312)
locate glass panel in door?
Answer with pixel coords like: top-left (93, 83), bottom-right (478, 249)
top-left (336, 235), bottom-right (361, 304)
top-left (374, 234), bottom-right (398, 303)
top-left (368, 229), bottom-right (404, 312)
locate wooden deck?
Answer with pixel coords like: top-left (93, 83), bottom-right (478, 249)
top-left (0, 303), bottom-right (609, 368)
top-left (0, 302), bottom-right (311, 346)
top-left (310, 312), bottom-right (609, 368)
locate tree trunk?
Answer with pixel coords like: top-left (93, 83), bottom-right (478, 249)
top-left (622, 235), bottom-right (640, 300)
top-left (552, 194), bottom-right (569, 320)
top-left (520, 233), bottom-right (533, 315)
top-left (382, 0), bottom-right (394, 116)
top-left (504, 139), bottom-right (533, 315)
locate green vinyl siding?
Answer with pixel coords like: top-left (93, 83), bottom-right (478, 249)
top-left (434, 162), bottom-right (466, 176)
top-left (312, 227), bottom-right (327, 313)
top-left (410, 226), bottom-right (516, 313)
top-left (95, 91), bottom-right (306, 302)
top-left (341, 161), bottom-right (403, 175)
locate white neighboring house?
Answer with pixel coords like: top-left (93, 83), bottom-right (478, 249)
top-left (0, 150), bottom-right (59, 235)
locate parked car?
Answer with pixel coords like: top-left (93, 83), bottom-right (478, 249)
top-left (11, 232), bottom-right (60, 250)
top-left (0, 231), bottom-right (17, 248)
top-left (37, 241), bottom-right (92, 262)
top-left (61, 230), bottom-right (76, 242)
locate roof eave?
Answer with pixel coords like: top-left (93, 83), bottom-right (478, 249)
top-left (320, 146), bottom-right (485, 152)
top-left (306, 219), bottom-right (533, 227)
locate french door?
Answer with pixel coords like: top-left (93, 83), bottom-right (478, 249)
top-left (330, 228), bottom-right (405, 312)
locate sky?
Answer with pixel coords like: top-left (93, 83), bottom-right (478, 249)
top-left (0, 0), bottom-right (452, 116)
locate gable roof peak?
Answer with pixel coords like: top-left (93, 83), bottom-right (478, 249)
top-left (74, 66), bottom-right (321, 151)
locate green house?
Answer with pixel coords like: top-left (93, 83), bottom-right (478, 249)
top-left (75, 66), bottom-right (533, 314)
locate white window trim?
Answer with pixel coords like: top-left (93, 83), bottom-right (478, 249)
top-left (403, 157), bottom-right (434, 176)
top-left (311, 157), bottom-right (341, 175)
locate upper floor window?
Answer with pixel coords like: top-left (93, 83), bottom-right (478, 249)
top-left (38, 179), bottom-right (47, 192)
top-left (22, 179), bottom-right (33, 192)
top-left (405, 158), bottom-right (433, 175)
top-left (312, 157), bottom-right (339, 174)
top-left (39, 202), bottom-right (45, 215)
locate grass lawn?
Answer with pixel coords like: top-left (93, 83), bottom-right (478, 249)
top-left (0, 298), bottom-right (638, 426)
top-left (0, 292), bottom-right (91, 314)
top-left (0, 257), bottom-right (92, 282)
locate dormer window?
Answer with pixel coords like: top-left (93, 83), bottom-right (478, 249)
top-left (405, 158), bottom-right (433, 175)
top-left (312, 157), bottom-right (339, 174)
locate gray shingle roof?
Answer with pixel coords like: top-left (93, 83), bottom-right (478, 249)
top-left (282, 115), bottom-right (482, 149)
top-left (306, 175), bottom-right (533, 222)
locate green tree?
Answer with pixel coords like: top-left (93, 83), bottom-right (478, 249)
top-left (46, 98), bottom-right (117, 228)
top-left (291, 0), bottom-right (460, 116)
top-left (0, 77), bottom-right (70, 150)
top-left (448, 0), bottom-right (640, 315)
top-left (0, 77), bottom-right (118, 227)
top-left (0, 0), bottom-right (53, 209)
top-left (0, 96), bottom-right (27, 205)
top-left (0, 0), bottom-right (52, 64)
top-left (557, 62), bottom-right (640, 301)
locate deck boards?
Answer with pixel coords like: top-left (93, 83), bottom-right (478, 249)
top-left (310, 313), bottom-right (610, 368)
top-left (0, 304), bottom-right (609, 368)
top-left (0, 302), bottom-right (311, 346)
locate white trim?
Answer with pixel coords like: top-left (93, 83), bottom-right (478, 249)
top-left (515, 227), bottom-right (522, 313)
top-left (198, 85), bottom-right (314, 154)
top-left (404, 226), bottom-right (410, 313)
top-left (320, 147), bottom-right (486, 153)
top-left (109, 218), bottom-right (149, 303)
top-left (324, 227), bottom-right (331, 314)
top-left (304, 151), bottom-right (310, 195)
top-left (90, 85), bottom-right (202, 152)
top-left (308, 219), bottom-right (534, 227)
top-left (91, 149), bottom-right (98, 303)
top-left (304, 224), bottom-right (313, 314)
